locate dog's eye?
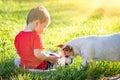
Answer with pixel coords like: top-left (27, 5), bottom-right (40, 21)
top-left (65, 55), bottom-right (69, 58)
top-left (63, 49), bottom-right (68, 51)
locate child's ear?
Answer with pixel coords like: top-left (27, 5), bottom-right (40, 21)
top-left (57, 44), bottom-right (64, 48)
top-left (34, 20), bottom-right (40, 26)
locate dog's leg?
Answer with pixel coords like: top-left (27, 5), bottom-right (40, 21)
top-left (78, 61), bottom-right (88, 71)
top-left (80, 46), bottom-right (94, 69)
top-left (79, 53), bottom-right (93, 70)
top-left (78, 57), bottom-right (89, 71)
top-left (82, 58), bottom-right (89, 66)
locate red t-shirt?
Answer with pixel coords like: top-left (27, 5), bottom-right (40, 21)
top-left (14, 31), bottom-right (47, 69)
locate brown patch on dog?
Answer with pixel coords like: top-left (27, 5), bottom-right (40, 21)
top-left (62, 45), bottom-right (73, 51)
top-left (58, 44), bottom-right (74, 56)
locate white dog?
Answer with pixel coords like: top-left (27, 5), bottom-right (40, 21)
top-left (58, 33), bottom-right (120, 68)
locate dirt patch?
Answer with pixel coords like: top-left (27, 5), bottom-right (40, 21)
top-left (99, 74), bottom-right (120, 80)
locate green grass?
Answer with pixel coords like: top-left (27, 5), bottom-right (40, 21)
top-left (0, 0), bottom-right (120, 80)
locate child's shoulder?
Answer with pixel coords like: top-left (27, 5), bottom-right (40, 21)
top-left (16, 31), bottom-right (41, 38)
top-left (17, 31), bottom-right (38, 35)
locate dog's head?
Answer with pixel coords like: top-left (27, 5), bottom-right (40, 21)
top-left (57, 44), bottom-right (75, 65)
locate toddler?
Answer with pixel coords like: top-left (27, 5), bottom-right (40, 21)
top-left (14, 6), bottom-right (58, 70)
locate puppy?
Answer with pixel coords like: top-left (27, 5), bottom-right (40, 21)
top-left (58, 33), bottom-right (120, 68)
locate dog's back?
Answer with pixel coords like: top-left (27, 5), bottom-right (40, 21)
top-left (94, 33), bottom-right (120, 61)
top-left (68, 33), bottom-right (120, 62)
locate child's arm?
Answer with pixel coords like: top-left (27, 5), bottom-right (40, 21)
top-left (34, 49), bottom-right (58, 64)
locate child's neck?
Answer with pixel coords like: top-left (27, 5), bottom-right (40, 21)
top-left (24, 23), bottom-right (35, 32)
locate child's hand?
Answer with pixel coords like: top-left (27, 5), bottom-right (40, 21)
top-left (48, 56), bottom-right (58, 64)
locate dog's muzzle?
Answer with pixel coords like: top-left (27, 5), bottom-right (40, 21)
top-left (65, 59), bottom-right (73, 65)
top-left (65, 56), bottom-right (73, 65)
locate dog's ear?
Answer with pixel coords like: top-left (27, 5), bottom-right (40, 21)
top-left (63, 45), bottom-right (73, 51)
top-left (57, 44), bottom-right (64, 48)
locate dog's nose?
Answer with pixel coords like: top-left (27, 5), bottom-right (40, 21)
top-left (65, 63), bottom-right (69, 65)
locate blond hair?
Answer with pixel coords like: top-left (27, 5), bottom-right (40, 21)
top-left (26, 6), bottom-right (50, 25)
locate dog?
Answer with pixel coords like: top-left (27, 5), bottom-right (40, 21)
top-left (58, 33), bottom-right (120, 69)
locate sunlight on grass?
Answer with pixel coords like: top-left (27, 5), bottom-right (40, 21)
top-left (0, 0), bottom-right (120, 80)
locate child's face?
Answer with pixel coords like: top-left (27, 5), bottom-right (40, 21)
top-left (34, 20), bottom-right (50, 33)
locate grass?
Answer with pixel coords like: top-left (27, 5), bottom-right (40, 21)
top-left (0, 0), bottom-right (120, 80)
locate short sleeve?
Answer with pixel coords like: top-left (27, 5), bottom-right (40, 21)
top-left (33, 34), bottom-right (45, 49)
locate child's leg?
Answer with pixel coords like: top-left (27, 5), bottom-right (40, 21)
top-left (36, 61), bottom-right (48, 70)
top-left (46, 61), bottom-right (54, 69)
top-left (36, 61), bottom-right (54, 70)
top-left (36, 51), bottom-right (55, 70)
top-left (14, 57), bottom-right (20, 68)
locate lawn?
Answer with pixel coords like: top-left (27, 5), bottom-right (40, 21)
top-left (0, 0), bottom-right (120, 80)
